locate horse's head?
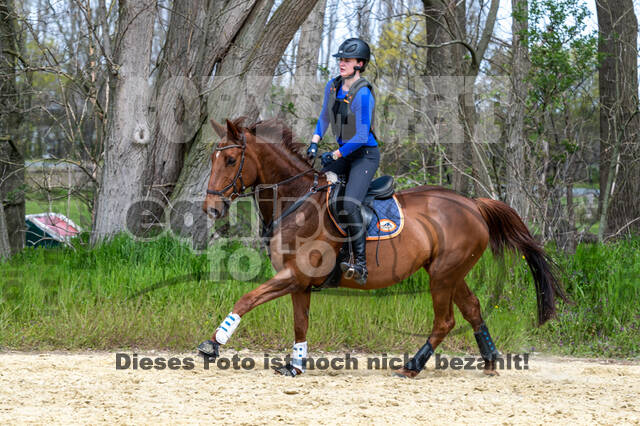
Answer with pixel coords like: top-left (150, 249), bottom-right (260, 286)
top-left (203, 118), bottom-right (258, 220)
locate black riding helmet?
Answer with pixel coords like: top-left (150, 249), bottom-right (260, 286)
top-left (332, 38), bottom-right (370, 72)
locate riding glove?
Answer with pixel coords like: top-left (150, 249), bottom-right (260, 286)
top-left (307, 142), bottom-right (318, 160)
top-left (320, 152), bottom-right (335, 167)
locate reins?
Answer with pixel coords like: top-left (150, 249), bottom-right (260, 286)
top-left (206, 131), bottom-right (332, 242)
top-left (206, 132), bottom-right (382, 272)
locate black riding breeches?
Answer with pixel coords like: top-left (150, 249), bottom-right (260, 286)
top-left (324, 146), bottom-right (380, 217)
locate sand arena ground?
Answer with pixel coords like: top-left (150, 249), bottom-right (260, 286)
top-left (1, 351), bottom-right (638, 424)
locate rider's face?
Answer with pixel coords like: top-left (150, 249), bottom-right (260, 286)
top-left (338, 57), bottom-right (363, 78)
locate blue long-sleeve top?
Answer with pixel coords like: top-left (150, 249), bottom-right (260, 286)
top-left (314, 78), bottom-right (378, 157)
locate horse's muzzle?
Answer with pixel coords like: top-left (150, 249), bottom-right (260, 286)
top-left (208, 207), bottom-right (222, 219)
top-left (205, 199), bottom-right (229, 219)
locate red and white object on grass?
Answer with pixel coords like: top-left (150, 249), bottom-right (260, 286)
top-left (25, 213), bottom-right (81, 246)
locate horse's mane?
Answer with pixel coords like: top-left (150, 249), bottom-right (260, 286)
top-left (241, 117), bottom-right (311, 166)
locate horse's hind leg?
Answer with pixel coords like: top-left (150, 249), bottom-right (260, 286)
top-left (453, 280), bottom-right (483, 330)
top-left (395, 278), bottom-right (456, 378)
top-left (454, 279), bottom-right (501, 376)
top-left (273, 288), bottom-right (312, 377)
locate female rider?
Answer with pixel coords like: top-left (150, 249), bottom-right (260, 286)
top-left (306, 38), bottom-right (379, 285)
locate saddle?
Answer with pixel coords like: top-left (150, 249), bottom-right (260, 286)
top-left (327, 175), bottom-right (395, 230)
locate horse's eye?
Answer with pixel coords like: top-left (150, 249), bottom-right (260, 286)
top-left (225, 156), bottom-right (236, 166)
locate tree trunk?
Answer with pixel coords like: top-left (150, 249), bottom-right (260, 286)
top-left (140, 0), bottom-right (257, 229)
top-left (292, 0), bottom-right (326, 137)
top-left (505, 0), bottom-right (530, 216)
top-left (0, 139), bottom-right (24, 254)
top-left (169, 0), bottom-right (319, 246)
top-left (422, 0), bottom-right (498, 196)
top-left (467, 0), bottom-right (499, 198)
top-left (168, 0), bottom-right (274, 246)
top-left (356, 0), bottom-right (372, 41)
top-left (596, 0), bottom-right (640, 238)
top-left (423, 0), bottom-right (456, 77)
top-left (422, 0), bottom-right (460, 189)
top-left (0, 187), bottom-right (10, 261)
top-left (0, 0), bottom-right (25, 255)
top-left (91, 0), bottom-right (157, 244)
top-left (323, 0), bottom-right (337, 71)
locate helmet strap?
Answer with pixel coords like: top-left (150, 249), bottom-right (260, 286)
top-left (344, 63), bottom-right (363, 82)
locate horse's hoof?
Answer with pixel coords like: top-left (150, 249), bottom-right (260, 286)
top-left (272, 363), bottom-right (301, 377)
top-left (197, 339), bottom-right (219, 361)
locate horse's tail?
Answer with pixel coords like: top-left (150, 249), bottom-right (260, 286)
top-left (474, 198), bottom-right (568, 325)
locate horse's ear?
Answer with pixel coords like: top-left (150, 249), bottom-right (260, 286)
top-left (226, 119), bottom-right (241, 140)
top-left (210, 119), bottom-right (226, 139)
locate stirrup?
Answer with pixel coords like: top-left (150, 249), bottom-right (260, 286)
top-left (340, 261), bottom-right (367, 285)
top-left (341, 261), bottom-right (355, 279)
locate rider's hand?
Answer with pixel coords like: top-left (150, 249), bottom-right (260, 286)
top-left (320, 151), bottom-right (334, 167)
top-left (307, 142), bottom-right (318, 160)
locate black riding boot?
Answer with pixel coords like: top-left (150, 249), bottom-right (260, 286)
top-left (340, 208), bottom-right (368, 285)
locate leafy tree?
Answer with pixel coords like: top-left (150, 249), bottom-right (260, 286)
top-left (520, 0), bottom-right (600, 245)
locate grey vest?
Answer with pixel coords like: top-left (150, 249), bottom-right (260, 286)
top-left (327, 76), bottom-right (377, 142)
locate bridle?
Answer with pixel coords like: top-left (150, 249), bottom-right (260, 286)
top-left (204, 131), bottom-right (332, 242)
top-left (206, 131), bottom-right (318, 200)
top-left (206, 133), bottom-right (248, 198)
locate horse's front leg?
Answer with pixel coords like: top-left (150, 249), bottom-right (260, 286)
top-left (198, 267), bottom-right (301, 361)
top-left (272, 288), bottom-right (312, 377)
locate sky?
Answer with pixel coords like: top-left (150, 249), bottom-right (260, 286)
top-left (307, 0), bottom-right (640, 81)
top-left (495, 0), bottom-right (599, 40)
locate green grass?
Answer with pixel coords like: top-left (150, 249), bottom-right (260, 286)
top-left (0, 235), bottom-right (638, 358)
top-left (532, 240), bottom-right (640, 357)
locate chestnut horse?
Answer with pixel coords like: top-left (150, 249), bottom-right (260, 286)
top-left (199, 117), bottom-right (565, 378)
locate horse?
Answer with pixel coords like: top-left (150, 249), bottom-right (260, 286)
top-left (199, 117), bottom-right (566, 378)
